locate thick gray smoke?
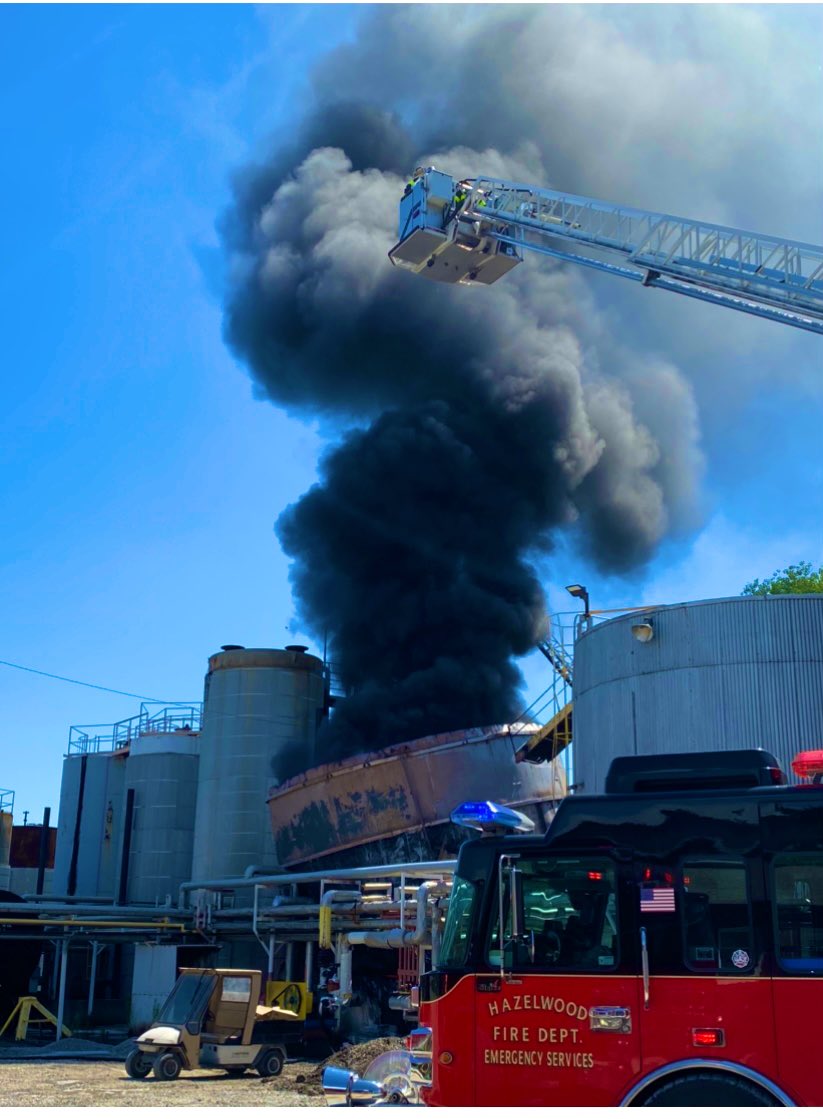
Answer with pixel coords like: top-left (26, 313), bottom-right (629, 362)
top-left (221, 7), bottom-right (708, 767)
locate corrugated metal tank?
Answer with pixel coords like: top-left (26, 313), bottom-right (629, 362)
top-left (191, 647), bottom-right (326, 881)
top-left (269, 724), bottom-right (567, 869)
top-left (124, 731), bottom-right (199, 904)
top-left (573, 595), bottom-right (823, 794)
top-left (52, 752), bottom-right (127, 897)
top-left (0, 812), bottom-right (11, 891)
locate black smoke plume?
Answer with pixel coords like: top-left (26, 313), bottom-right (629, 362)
top-left (221, 9), bottom-right (704, 769)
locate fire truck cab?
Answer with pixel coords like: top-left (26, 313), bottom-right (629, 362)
top-left (405, 748), bottom-right (823, 1107)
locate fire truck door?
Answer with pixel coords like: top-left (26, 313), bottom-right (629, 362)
top-left (473, 854), bottom-right (641, 1107)
top-left (635, 860), bottom-right (777, 1086)
top-left (767, 848), bottom-right (823, 1102)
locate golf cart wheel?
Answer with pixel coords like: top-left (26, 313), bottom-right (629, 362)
top-left (124, 1048), bottom-right (153, 1079)
top-left (153, 1049), bottom-right (183, 1081)
top-left (257, 1047), bottom-right (285, 1077)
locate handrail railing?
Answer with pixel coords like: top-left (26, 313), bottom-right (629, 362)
top-left (68, 702), bottom-right (202, 755)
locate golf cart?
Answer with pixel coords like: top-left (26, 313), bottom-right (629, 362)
top-left (125, 968), bottom-right (303, 1081)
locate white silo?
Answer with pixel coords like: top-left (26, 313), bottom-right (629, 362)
top-left (0, 795), bottom-right (12, 892)
top-left (190, 646), bottom-right (327, 882)
top-left (573, 595), bottom-right (823, 794)
top-left (123, 728), bottom-right (199, 904)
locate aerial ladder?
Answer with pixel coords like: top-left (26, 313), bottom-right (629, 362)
top-left (389, 168), bottom-right (823, 334)
top-left (390, 168), bottom-right (823, 771)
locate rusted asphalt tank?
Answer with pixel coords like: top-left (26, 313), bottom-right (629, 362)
top-left (268, 724), bottom-right (566, 869)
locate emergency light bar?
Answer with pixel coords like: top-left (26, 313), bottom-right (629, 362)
top-left (450, 801), bottom-right (536, 834)
top-left (791, 751), bottom-right (823, 780)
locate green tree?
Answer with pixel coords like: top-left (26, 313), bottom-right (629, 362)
top-left (742, 561), bottom-right (823, 596)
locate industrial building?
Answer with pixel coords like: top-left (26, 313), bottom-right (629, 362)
top-left (1, 642), bottom-right (564, 1038)
top-left (2, 593), bottom-right (821, 1041)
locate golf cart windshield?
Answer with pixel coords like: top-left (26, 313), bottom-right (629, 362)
top-left (156, 972), bottom-right (216, 1026)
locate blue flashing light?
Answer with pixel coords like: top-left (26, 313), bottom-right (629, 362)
top-left (450, 800), bottom-right (536, 835)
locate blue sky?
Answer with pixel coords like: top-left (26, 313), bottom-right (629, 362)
top-left (1, 5), bottom-right (821, 818)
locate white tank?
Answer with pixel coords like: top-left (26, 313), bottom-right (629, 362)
top-left (52, 752), bottom-right (127, 898)
top-left (573, 595), bottom-right (823, 794)
top-left (124, 731), bottom-right (199, 904)
top-left (0, 811), bottom-right (11, 891)
top-left (191, 647), bottom-right (327, 882)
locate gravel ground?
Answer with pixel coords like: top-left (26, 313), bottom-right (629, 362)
top-left (0, 1059), bottom-right (323, 1107)
top-left (0, 1039), bottom-right (407, 1108)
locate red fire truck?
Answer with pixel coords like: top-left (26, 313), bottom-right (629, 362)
top-left (324, 748), bottom-right (823, 1106)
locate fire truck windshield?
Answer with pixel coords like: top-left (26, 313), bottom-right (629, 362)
top-left (489, 856), bottom-right (618, 971)
top-left (439, 874), bottom-right (477, 968)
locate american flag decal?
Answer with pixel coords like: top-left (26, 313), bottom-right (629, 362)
top-left (640, 886), bottom-right (676, 912)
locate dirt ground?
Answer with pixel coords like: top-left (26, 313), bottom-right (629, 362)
top-left (0, 1039), bottom-right (406, 1108)
top-left (0, 1059), bottom-right (320, 1107)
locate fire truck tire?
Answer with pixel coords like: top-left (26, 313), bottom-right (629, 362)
top-left (124, 1049), bottom-right (152, 1079)
top-left (256, 1047), bottom-right (285, 1077)
top-left (153, 1050), bottom-right (183, 1081)
top-left (639, 1072), bottom-right (780, 1106)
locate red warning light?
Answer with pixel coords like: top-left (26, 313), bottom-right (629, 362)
top-left (692, 1027), bottom-right (725, 1047)
top-left (643, 867), bottom-right (652, 882)
top-left (587, 871), bottom-right (603, 881)
top-left (792, 751), bottom-right (823, 780)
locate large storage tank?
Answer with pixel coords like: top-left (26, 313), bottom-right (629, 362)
top-left (573, 595), bottom-right (823, 794)
top-left (0, 808), bottom-right (12, 891)
top-left (191, 647), bottom-right (327, 881)
top-left (52, 752), bottom-right (128, 898)
top-left (124, 730), bottom-right (199, 904)
top-left (269, 724), bottom-right (566, 870)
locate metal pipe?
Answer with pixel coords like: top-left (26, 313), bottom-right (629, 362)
top-left (346, 882), bottom-right (450, 950)
top-left (338, 939), bottom-right (353, 1002)
top-left (36, 807), bottom-right (51, 896)
top-left (304, 940), bottom-right (315, 987)
top-left (0, 918), bottom-right (187, 929)
top-left (0, 903), bottom-right (188, 915)
top-left (117, 788), bottom-right (136, 907)
top-left (23, 895), bottom-right (115, 904)
top-left (285, 942), bottom-right (294, 981)
top-left (178, 860), bottom-right (456, 907)
top-left (56, 939), bottom-right (68, 1039)
top-left (87, 941), bottom-right (99, 1019)
top-left (320, 890), bottom-right (362, 909)
top-left (244, 865), bottom-right (281, 879)
top-left (67, 757), bottom-right (87, 898)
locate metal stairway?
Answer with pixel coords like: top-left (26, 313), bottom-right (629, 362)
top-left (516, 627), bottom-right (575, 766)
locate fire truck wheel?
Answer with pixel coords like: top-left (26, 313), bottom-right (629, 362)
top-left (153, 1050), bottom-right (183, 1081)
top-left (639, 1072), bottom-right (780, 1106)
top-left (124, 1049), bottom-right (152, 1079)
top-left (256, 1047), bottom-right (285, 1077)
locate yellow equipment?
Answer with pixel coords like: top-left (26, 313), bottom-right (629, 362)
top-left (265, 979), bottom-right (312, 1020)
top-left (0, 996), bottom-right (72, 1041)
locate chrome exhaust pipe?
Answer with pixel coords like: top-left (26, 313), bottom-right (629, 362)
top-left (322, 1066), bottom-right (383, 1106)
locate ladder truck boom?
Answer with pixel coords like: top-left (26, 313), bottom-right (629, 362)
top-left (389, 167), bottom-right (823, 334)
